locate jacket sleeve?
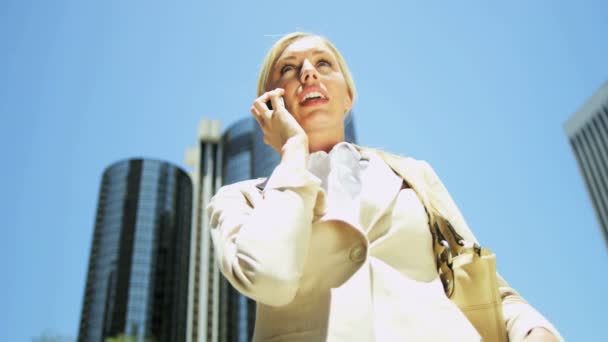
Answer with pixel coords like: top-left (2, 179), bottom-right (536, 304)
top-left (420, 160), bottom-right (563, 342)
top-left (206, 161), bottom-right (325, 307)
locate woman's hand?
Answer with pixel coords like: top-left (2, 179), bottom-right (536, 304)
top-left (523, 328), bottom-right (559, 342)
top-left (251, 88), bottom-right (308, 153)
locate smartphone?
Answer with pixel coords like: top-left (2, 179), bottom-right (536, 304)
top-left (266, 97), bottom-right (284, 110)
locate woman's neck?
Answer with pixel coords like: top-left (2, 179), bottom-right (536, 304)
top-left (307, 127), bottom-right (345, 153)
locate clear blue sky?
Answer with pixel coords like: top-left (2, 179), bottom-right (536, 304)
top-left (1, 0), bottom-right (607, 340)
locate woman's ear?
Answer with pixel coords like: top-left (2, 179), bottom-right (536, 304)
top-left (344, 95), bottom-right (353, 113)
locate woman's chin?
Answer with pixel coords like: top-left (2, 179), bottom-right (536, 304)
top-left (299, 110), bottom-right (341, 127)
top-left (301, 119), bottom-right (344, 138)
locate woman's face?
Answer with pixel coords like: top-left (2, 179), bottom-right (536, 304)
top-left (268, 36), bottom-right (352, 134)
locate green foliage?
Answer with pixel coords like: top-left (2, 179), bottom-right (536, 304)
top-left (104, 334), bottom-right (156, 342)
top-left (105, 334), bottom-right (136, 342)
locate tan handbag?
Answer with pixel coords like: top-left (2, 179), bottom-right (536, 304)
top-left (432, 217), bottom-right (508, 342)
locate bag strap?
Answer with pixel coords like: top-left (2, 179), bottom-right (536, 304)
top-left (369, 147), bottom-right (478, 297)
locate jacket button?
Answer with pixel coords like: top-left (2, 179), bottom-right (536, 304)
top-left (349, 245), bottom-right (366, 262)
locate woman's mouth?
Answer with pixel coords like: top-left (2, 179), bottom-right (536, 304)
top-left (301, 97), bottom-right (329, 107)
top-left (299, 90), bottom-right (329, 107)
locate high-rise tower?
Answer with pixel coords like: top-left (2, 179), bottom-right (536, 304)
top-left (564, 81), bottom-right (608, 247)
top-left (78, 159), bottom-right (193, 342)
top-left (217, 117), bottom-right (256, 342)
top-left (184, 120), bottom-right (223, 342)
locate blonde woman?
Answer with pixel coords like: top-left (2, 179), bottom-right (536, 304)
top-left (207, 32), bottom-right (561, 342)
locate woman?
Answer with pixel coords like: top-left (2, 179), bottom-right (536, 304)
top-left (207, 32), bottom-right (562, 341)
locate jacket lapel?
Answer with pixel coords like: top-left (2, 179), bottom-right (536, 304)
top-left (357, 147), bottom-right (403, 232)
top-left (357, 146), bottom-right (434, 228)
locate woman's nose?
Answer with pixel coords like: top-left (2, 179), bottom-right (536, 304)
top-left (299, 59), bottom-right (319, 84)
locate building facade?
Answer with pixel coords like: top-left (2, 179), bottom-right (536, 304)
top-left (186, 114), bottom-right (357, 342)
top-left (564, 81), bottom-right (608, 247)
top-left (184, 120), bottom-right (223, 342)
top-left (78, 159), bottom-right (193, 342)
top-left (218, 118), bottom-right (256, 342)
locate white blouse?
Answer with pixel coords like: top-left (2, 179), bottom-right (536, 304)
top-left (307, 142), bottom-right (369, 228)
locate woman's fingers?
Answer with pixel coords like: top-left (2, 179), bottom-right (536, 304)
top-left (253, 96), bottom-right (270, 120)
top-left (250, 105), bottom-right (264, 127)
top-left (252, 88), bottom-right (285, 122)
top-left (251, 88), bottom-right (303, 152)
top-left (268, 88), bottom-right (285, 111)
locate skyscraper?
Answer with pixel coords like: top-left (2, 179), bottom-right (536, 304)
top-left (218, 118), bottom-right (256, 342)
top-left (564, 81), bottom-right (608, 247)
top-left (186, 114), bottom-right (357, 342)
top-left (184, 120), bottom-right (222, 342)
top-left (78, 159), bottom-right (193, 342)
top-left (185, 118), bottom-right (255, 342)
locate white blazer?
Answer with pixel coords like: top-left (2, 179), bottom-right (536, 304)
top-left (207, 145), bottom-right (561, 341)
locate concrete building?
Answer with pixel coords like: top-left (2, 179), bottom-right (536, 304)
top-left (564, 81), bottom-right (608, 247)
top-left (184, 120), bottom-right (223, 342)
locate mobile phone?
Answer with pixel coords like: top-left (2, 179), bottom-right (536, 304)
top-left (266, 97), bottom-right (284, 110)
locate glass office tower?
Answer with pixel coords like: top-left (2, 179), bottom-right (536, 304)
top-left (219, 118), bottom-right (256, 342)
top-left (78, 159), bottom-right (193, 342)
top-left (565, 82), bottom-right (608, 247)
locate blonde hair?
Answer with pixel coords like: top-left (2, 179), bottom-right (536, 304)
top-left (256, 32), bottom-right (357, 104)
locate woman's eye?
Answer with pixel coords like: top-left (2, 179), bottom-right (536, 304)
top-left (317, 59), bottom-right (332, 67)
top-left (280, 65), bottom-right (295, 75)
